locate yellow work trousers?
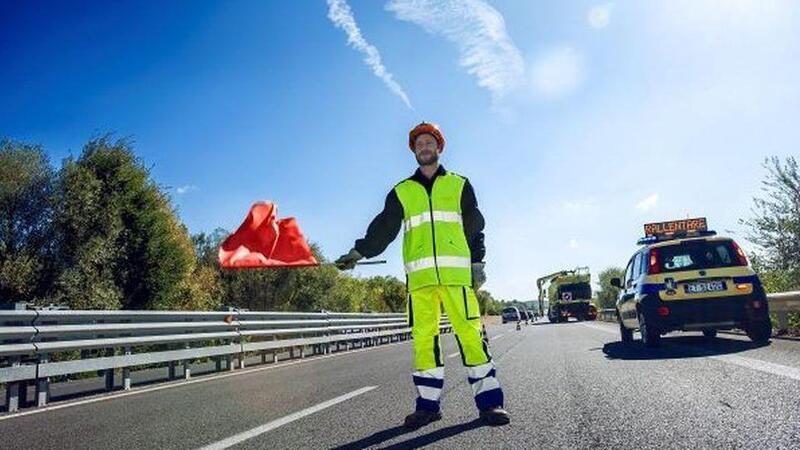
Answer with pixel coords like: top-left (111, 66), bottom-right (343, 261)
top-left (407, 285), bottom-right (490, 370)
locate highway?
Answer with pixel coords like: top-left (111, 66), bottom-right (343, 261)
top-left (1, 320), bottom-right (799, 449)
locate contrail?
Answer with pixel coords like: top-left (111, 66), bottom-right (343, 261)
top-left (327, 0), bottom-right (414, 110)
top-left (386, 0), bottom-right (524, 103)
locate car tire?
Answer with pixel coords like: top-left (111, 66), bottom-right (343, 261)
top-left (620, 321), bottom-right (633, 343)
top-left (745, 320), bottom-right (772, 343)
top-left (638, 312), bottom-right (661, 348)
top-left (702, 329), bottom-right (717, 338)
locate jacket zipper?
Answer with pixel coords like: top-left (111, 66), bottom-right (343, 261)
top-left (427, 181), bottom-right (441, 284)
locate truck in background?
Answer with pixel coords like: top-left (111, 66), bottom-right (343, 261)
top-left (537, 267), bottom-right (596, 323)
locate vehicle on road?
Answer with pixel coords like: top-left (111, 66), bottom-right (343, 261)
top-left (586, 304), bottom-right (598, 321)
top-left (537, 267), bottom-right (594, 322)
top-left (501, 306), bottom-right (521, 324)
top-left (613, 218), bottom-right (772, 347)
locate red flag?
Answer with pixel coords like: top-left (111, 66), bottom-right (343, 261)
top-left (218, 202), bottom-right (318, 269)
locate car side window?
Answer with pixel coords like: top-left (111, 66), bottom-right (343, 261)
top-left (637, 251), bottom-right (646, 276)
top-left (632, 252), bottom-right (642, 282)
top-left (624, 257), bottom-right (635, 288)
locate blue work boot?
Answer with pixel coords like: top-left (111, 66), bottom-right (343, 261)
top-left (404, 410), bottom-right (442, 429)
top-left (479, 406), bottom-right (510, 426)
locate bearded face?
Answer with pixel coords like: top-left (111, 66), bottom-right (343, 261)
top-left (413, 133), bottom-right (442, 166)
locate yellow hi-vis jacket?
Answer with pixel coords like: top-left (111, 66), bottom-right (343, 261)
top-left (394, 171), bottom-right (472, 291)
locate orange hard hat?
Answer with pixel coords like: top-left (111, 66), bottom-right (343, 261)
top-left (408, 122), bottom-right (445, 151)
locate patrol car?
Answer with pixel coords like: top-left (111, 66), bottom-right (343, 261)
top-left (612, 218), bottom-right (772, 347)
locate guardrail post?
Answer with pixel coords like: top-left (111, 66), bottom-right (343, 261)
top-left (5, 356), bottom-right (22, 412)
top-left (105, 349), bottom-right (115, 391)
top-left (776, 311), bottom-right (789, 333)
top-left (36, 353), bottom-right (50, 407)
top-left (324, 310), bottom-right (332, 355)
top-left (183, 343), bottom-right (192, 379)
top-left (223, 338), bottom-right (234, 371)
top-left (214, 339), bottom-right (222, 372)
top-left (169, 359), bottom-right (177, 380)
top-left (122, 347), bottom-right (132, 390)
top-left (299, 334), bottom-right (305, 359)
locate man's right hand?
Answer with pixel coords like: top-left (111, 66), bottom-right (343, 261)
top-left (335, 248), bottom-right (363, 270)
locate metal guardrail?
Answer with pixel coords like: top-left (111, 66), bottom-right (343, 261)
top-left (0, 307), bottom-right (452, 413)
top-left (596, 291), bottom-right (800, 328)
top-left (597, 308), bottom-right (617, 322)
top-left (768, 291), bottom-right (800, 331)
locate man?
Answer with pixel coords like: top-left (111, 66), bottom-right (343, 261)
top-left (335, 122), bottom-right (510, 428)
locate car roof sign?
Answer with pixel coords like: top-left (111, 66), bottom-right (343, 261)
top-left (644, 217), bottom-right (707, 236)
top-left (638, 217), bottom-right (716, 245)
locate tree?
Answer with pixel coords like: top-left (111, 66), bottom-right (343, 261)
top-left (596, 267), bottom-right (624, 309)
top-left (52, 136), bottom-right (200, 309)
top-left (0, 140), bottom-right (55, 304)
top-left (476, 289), bottom-right (503, 315)
top-left (361, 276), bottom-right (405, 312)
top-left (742, 156), bottom-right (800, 292)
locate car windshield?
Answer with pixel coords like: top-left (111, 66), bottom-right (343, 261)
top-left (657, 239), bottom-right (740, 272)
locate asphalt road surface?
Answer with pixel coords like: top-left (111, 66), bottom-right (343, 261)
top-left (2, 320), bottom-right (799, 449)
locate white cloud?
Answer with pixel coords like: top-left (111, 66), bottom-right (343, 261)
top-left (569, 239), bottom-right (579, 249)
top-left (531, 46), bottom-right (585, 99)
top-left (588, 4), bottom-right (612, 29)
top-left (386, 0), bottom-right (525, 102)
top-left (327, 0), bottom-right (413, 109)
top-left (636, 193), bottom-right (659, 212)
top-left (176, 185), bottom-right (197, 195)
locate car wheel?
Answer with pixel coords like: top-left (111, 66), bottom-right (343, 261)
top-left (745, 320), bottom-right (772, 344)
top-left (619, 321), bottom-right (633, 343)
top-left (638, 312), bottom-right (661, 348)
top-left (702, 329), bottom-right (717, 338)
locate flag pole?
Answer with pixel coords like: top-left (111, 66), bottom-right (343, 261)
top-left (319, 260), bottom-right (388, 266)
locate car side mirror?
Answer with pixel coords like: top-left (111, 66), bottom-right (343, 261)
top-left (610, 277), bottom-right (622, 289)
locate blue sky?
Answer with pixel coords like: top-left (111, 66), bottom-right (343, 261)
top-left (2, 1), bottom-right (799, 301)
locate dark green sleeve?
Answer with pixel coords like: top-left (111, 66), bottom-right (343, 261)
top-left (354, 189), bottom-right (403, 258)
top-left (462, 179), bottom-right (486, 262)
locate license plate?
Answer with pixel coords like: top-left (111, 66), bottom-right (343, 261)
top-left (684, 281), bottom-right (726, 294)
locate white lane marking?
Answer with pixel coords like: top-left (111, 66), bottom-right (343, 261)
top-left (490, 333), bottom-right (505, 341)
top-left (710, 354), bottom-right (800, 382)
top-left (578, 323), bottom-right (800, 382)
top-left (447, 351), bottom-right (460, 359)
top-left (196, 386), bottom-right (378, 450)
top-left (0, 340), bottom-right (406, 422)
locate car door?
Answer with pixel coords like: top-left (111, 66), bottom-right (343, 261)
top-left (618, 253), bottom-right (639, 329)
